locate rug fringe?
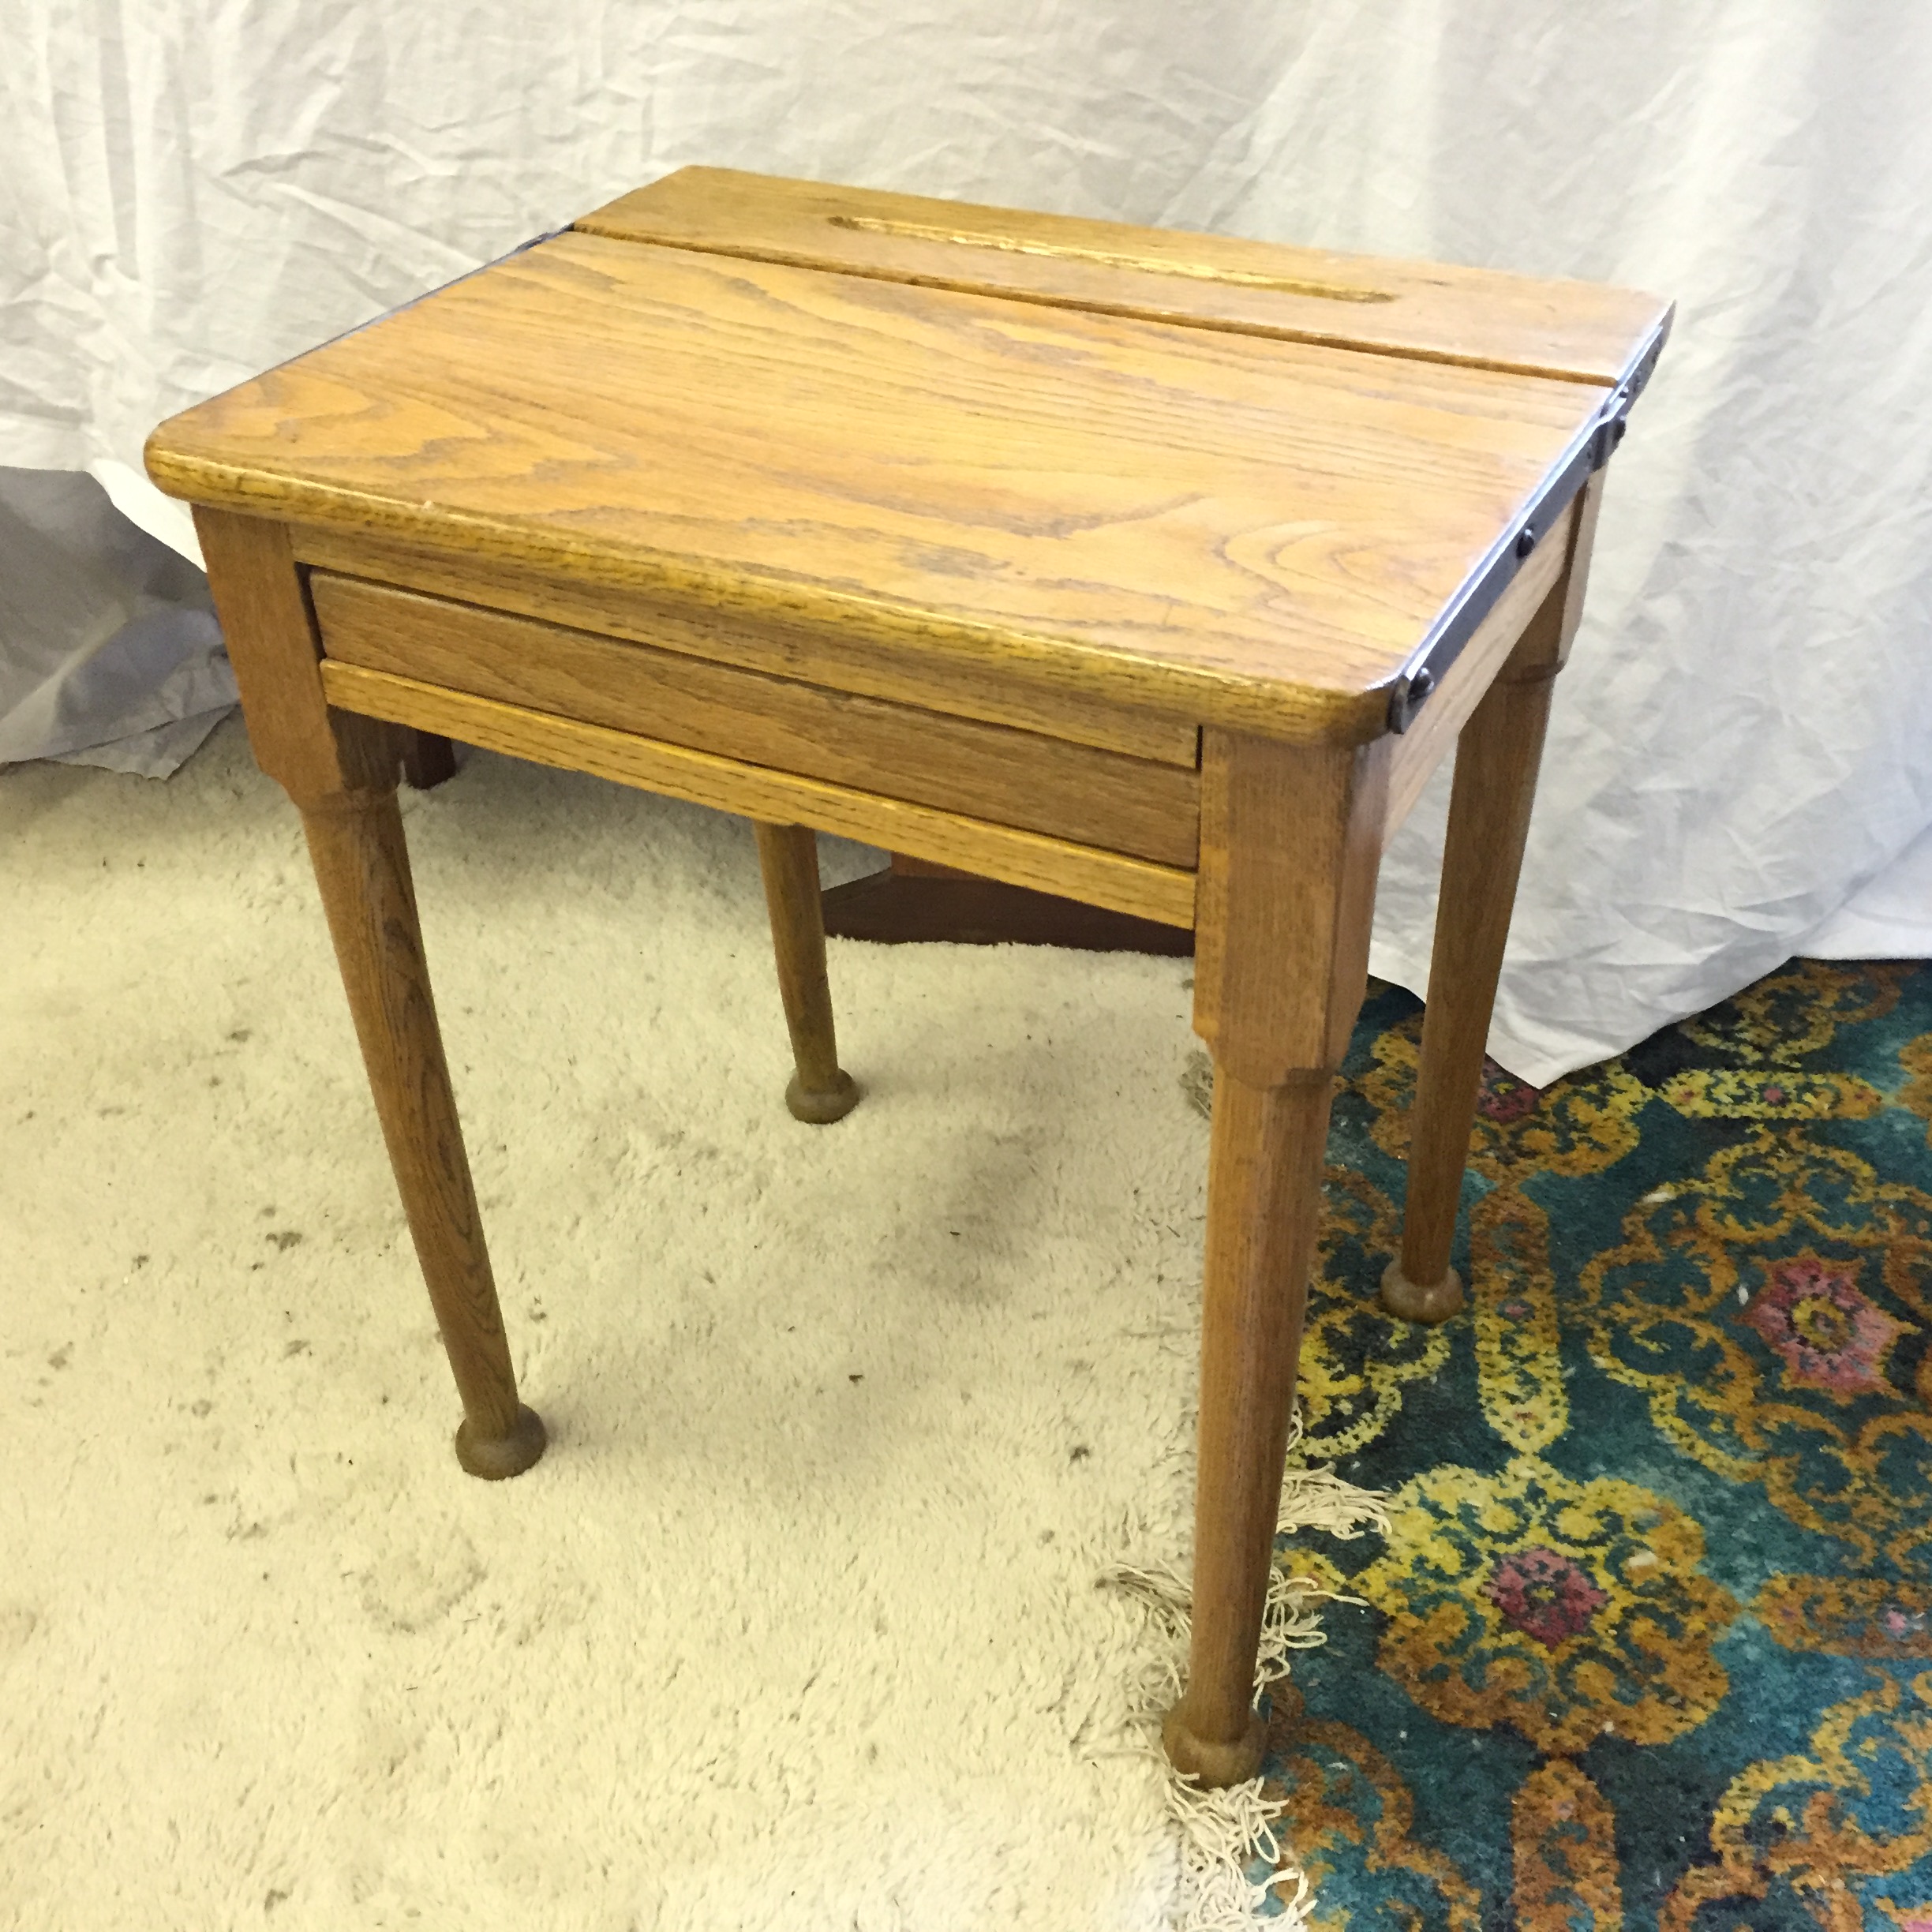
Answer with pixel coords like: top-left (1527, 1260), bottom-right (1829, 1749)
top-left (1099, 1423), bottom-right (1390, 1932)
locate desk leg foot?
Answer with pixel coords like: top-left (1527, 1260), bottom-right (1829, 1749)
top-left (455, 1403), bottom-right (549, 1481)
top-left (785, 1069), bottom-right (860, 1125)
top-left (1162, 1705), bottom-right (1267, 1788)
top-left (301, 780), bottom-right (536, 1477)
top-left (755, 822), bottom-right (861, 1125)
top-left (1380, 1258), bottom-right (1464, 1325)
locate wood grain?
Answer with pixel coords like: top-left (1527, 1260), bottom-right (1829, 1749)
top-left (1551, 470), bottom-right (1608, 668)
top-left (1192, 731), bottom-right (1389, 1086)
top-left (309, 571), bottom-right (1200, 867)
top-left (578, 169), bottom-right (1671, 388)
top-left (298, 732), bottom-right (544, 1478)
top-left (190, 508), bottom-right (397, 804)
top-left (193, 508), bottom-right (537, 1473)
top-left (150, 232), bottom-right (1619, 745)
top-left (1380, 496), bottom-right (1573, 841)
top-left (1163, 1066), bottom-right (1335, 1786)
top-left (1166, 730), bottom-right (1387, 1787)
top-left (1386, 477), bottom-right (1603, 1323)
top-left (753, 822), bottom-right (860, 1124)
top-left (292, 524), bottom-right (1201, 766)
top-left (155, 174), bottom-right (1666, 1743)
top-left (318, 661), bottom-right (1198, 928)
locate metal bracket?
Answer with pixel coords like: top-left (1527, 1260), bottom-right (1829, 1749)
top-left (1383, 316), bottom-right (1669, 734)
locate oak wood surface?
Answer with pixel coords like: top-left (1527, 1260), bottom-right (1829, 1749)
top-left (1549, 470), bottom-right (1608, 668)
top-left (1163, 1068), bottom-right (1335, 1785)
top-left (578, 169), bottom-right (1670, 388)
top-left (301, 773), bottom-right (544, 1478)
top-left (310, 571), bottom-right (1200, 868)
top-left (292, 524), bottom-right (1201, 767)
top-left (1192, 732), bottom-right (1390, 1087)
top-left (753, 823), bottom-right (861, 1125)
top-left (1384, 476), bottom-right (1603, 1324)
top-left (1379, 496), bottom-right (1572, 841)
top-left (819, 477), bottom-right (1582, 943)
top-left (190, 508), bottom-right (398, 805)
top-left (196, 507), bottom-right (540, 1476)
top-left (317, 661), bottom-right (1199, 929)
top-left (153, 173), bottom-right (1666, 1767)
top-left (1166, 731), bottom-right (1387, 1786)
top-left (149, 231), bottom-right (1623, 745)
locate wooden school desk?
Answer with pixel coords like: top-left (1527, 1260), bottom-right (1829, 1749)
top-left (145, 169), bottom-right (1669, 1787)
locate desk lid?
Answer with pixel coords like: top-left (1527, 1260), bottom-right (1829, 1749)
top-left (579, 168), bottom-right (1669, 392)
top-left (147, 171), bottom-right (1670, 744)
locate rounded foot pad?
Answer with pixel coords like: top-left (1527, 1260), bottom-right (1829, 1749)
top-left (786, 1069), bottom-right (861, 1125)
top-left (1380, 1259), bottom-right (1464, 1324)
top-left (1161, 1703), bottom-right (1267, 1788)
top-left (455, 1403), bottom-right (548, 1481)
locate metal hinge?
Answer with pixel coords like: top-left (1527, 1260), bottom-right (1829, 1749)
top-left (1383, 317), bottom-right (1668, 734)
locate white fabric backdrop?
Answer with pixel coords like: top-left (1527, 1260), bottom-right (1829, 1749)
top-left (0, 467), bottom-right (233, 774)
top-left (7, 2), bottom-right (1930, 1081)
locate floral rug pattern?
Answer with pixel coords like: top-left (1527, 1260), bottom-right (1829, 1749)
top-left (1263, 960), bottom-right (1932, 1929)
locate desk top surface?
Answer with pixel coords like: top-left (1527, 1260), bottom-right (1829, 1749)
top-left (148, 168), bottom-right (1669, 741)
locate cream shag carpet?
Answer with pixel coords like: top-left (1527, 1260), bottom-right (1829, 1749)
top-left (4, 719), bottom-right (1367, 1929)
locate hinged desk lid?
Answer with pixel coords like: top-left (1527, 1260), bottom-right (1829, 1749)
top-left (578, 168), bottom-right (1668, 391)
top-left (147, 170), bottom-right (1670, 745)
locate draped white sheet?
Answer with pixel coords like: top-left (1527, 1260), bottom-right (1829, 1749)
top-left (8, 2), bottom-right (1929, 1080)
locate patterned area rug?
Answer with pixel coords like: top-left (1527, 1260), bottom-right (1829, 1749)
top-left (1255, 959), bottom-right (1932, 1929)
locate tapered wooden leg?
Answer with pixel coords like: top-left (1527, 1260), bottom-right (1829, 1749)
top-left (1382, 478), bottom-right (1602, 1325)
top-left (1163, 1069), bottom-right (1334, 1783)
top-left (753, 822), bottom-right (860, 1125)
top-left (303, 786), bottom-right (545, 1478)
top-left (191, 506), bottom-right (541, 1480)
top-left (1380, 669), bottom-right (1555, 1323)
top-left (401, 728), bottom-right (458, 790)
top-left (1165, 732), bottom-right (1387, 1787)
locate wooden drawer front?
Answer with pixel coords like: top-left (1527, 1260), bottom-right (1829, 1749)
top-left (311, 573), bottom-right (1200, 869)
top-left (293, 526), bottom-right (1202, 769)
